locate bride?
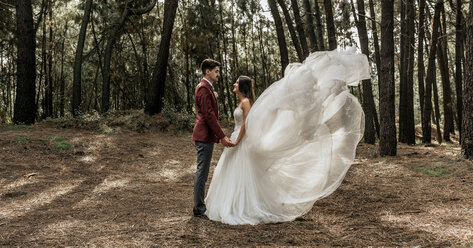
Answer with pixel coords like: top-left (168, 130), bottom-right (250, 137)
top-left (205, 49), bottom-right (370, 225)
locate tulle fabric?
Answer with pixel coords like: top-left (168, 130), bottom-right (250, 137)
top-left (205, 49), bottom-right (370, 225)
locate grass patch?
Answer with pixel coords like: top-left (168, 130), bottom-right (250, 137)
top-left (48, 135), bottom-right (65, 141)
top-left (54, 140), bottom-right (73, 150)
top-left (16, 135), bottom-right (30, 144)
top-left (414, 166), bottom-right (450, 176)
top-left (3, 125), bottom-right (30, 131)
top-left (99, 124), bottom-right (114, 134)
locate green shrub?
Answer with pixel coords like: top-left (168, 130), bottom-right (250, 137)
top-left (16, 135), bottom-right (30, 144)
top-left (54, 140), bottom-right (73, 150)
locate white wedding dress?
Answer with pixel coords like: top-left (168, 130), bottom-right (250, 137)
top-left (205, 49), bottom-right (370, 225)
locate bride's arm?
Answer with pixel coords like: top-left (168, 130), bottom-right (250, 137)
top-left (234, 98), bottom-right (251, 145)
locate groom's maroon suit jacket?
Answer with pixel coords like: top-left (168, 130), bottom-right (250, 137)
top-left (192, 79), bottom-right (225, 143)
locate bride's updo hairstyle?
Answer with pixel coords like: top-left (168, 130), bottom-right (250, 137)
top-left (238, 76), bottom-right (256, 105)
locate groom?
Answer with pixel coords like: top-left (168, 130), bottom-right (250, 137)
top-left (192, 59), bottom-right (233, 217)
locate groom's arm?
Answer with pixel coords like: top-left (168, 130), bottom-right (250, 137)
top-left (196, 88), bottom-right (225, 139)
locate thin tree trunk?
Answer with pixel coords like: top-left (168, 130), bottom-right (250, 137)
top-left (437, 21), bottom-right (455, 142)
top-left (462, 0), bottom-right (473, 158)
top-left (277, 0), bottom-right (304, 61)
top-left (72, 0), bottom-right (93, 117)
top-left (46, 2), bottom-right (53, 117)
top-left (368, 0), bottom-right (380, 137)
top-left (379, 0), bottom-right (396, 156)
top-left (324, 0), bottom-right (337, 50)
top-left (14, 0), bottom-right (36, 124)
top-left (268, 0), bottom-right (289, 76)
top-left (353, 0), bottom-right (376, 144)
top-left (303, 0), bottom-right (319, 52)
top-left (418, 0), bottom-right (426, 128)
top-left (291, 0), bottom-right (309, 58)
top-left (398, 0), bottom-right (407, 142)
top-left (399, 0), bottom-right (416, 144)
top-left (313, 0), bottom-right (325, 50)
top-left (422, 0), bottom-right (443, 144)
top-left (432, 68), bottom-right (443, 143)
top-left (145, 0), bottom-right (177, 115)
top-left (455, 0), bottom-right (463, 143)
top-left (405, 0), bottom-right (416, 144)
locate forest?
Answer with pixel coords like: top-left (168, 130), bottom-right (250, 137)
top-left (1, 0), bottom-right (473, 157)
top-left (1, 0), bottom-right (473, 246)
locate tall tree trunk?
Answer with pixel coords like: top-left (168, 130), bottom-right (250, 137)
top-left (353, 0), bottom-right (376, 144)
top-left (462, 0), bottom-right (473, 158)
top-left (399, 0), bottom-right (416, 144)
top-left (290, 0), bottom-right (309, 58)
top-left (422, 0), bottom-right (443, 144)
top-left (14, 0), bottom-right (36, 124)
top-left (303, 0), bottom-right (319, 52)
top-left (418, 0), bottom-right (426, 128)
top-left (398, 0), bottom-right (407, 142)
top-left (145, 0), bottom-right (177, 115)
top-left (277, 0), bottom-right (304, 62)
top-left (313, 0), bottom-right (325, 50)
top-left (437, 20), bottom-right (455, 142)
top-left (104, 1), bottom-right (156, 114)
top-left (324, 0), bottom-right (337, 50)
top-left (379, 0), bottom-right (396, 156)
top-left (432, 68), bottom-right (443, 143)
top-left (72, 0), bottom-right (93, 117)
top-left (368, 0), bottom-right (380, 137)
top-left (268, 0), bottom-right (289, 76)
top-left (455, 0), bottom-right (463, 143)
top-left (46, 2), bottom-right (53, 117)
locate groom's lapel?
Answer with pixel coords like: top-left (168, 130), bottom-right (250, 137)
top-left (202, 79), bottom-right (218, 102)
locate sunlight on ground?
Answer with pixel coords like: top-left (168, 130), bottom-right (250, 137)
top-left (381, 204), bottom-right (473, 241)
top-left (80, 155), bottom-right (96, 163)
top-left (1, 177), bottom-right (38, 191)
top-left (145, 160), bottom-right (195, 182)
top-left (74, 177), bottom-right (129, 209)
top-left (0, 181), bottom-right (82, 220)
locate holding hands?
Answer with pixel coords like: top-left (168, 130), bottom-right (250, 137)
top-left (220, 137), bottom-right (236, 147)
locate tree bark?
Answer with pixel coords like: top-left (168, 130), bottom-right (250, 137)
top-left (455, 0), bottom-right (463, 143)
top-left (268, 0), bottom-right (289, 76)
top-left (290, 0), bottom-right (309, 58)
top-left (313, 0), bottom-right (325, 50)
top-left (277, 0), bottom-right (304, 62)
top-left (72, 0), bottom-right (93, 117)
top-left (144, 0), bottom-right (177, 115)
top-left (437, 19), bottom-right (455, 142)
top-left (422, 0), bottom-right (443, 144)
top-left (462, 0), bottom-right (473, 158)
top-left (399, 0), bottom-right (416, 144)
top-left (324, 0), bottom-right (337, 50)
top-left (13, 0), bottom-right (36, 124)
top-left (418, 0), bottom-right (426, 127)
top-left (432, 68), bottom-right (443, 143)
top-left (353, 0), bottom-right (376, 144)
top-left (303, 0), bottom-right (319, 52)
top-left (368, 0), bottom-right (380, 137)
top-left (379, 0), bottom-right (396, 156)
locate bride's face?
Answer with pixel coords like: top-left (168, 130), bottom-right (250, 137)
top-left (233, 80), bottom-right (240, 94)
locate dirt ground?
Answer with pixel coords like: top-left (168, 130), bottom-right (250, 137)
top-left (1, 118), bottom-right (472, 247)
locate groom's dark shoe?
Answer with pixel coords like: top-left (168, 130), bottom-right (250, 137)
top-left (193, 212), bottom-right (207, 218)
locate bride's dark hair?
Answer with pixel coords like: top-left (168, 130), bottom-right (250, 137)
top-left (238, 76), bottom-right (256, 105)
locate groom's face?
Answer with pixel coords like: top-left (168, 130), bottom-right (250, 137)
top-left (207, 66), bottom-right (220, 83)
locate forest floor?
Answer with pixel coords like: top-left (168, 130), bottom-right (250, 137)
top-left (0, 111), bottom-right (472, 247)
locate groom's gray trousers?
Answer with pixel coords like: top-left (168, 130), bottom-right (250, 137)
top-left (193, 141), bottom-right (214, 215)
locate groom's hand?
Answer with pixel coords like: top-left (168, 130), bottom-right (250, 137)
top-left (220, 137), bottom-right (235, 147)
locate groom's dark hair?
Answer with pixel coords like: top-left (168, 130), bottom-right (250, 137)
top-left (201, 59), bottom-right (221, 75)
